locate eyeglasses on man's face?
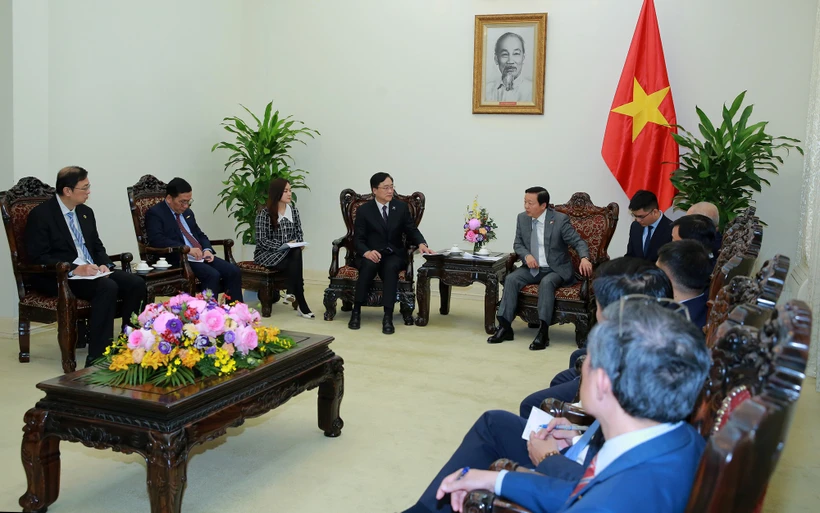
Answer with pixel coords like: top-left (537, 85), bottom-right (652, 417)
top-left (630, 209), bottom-right (656, 221)
top-left (178, 199), bottom-right (194, 207)
top-left (617, 293), bottom-right (690, 338)
top-left (72, 184), bottom-right (92, 192)
top-left (377, 185), bottom-right (395, 191)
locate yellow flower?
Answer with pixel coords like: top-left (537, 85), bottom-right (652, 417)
top-left (141, 350), bottom-right (167, 370)
top-left (179, 349), bottom-right (202, 368)
top-left (109, 349), bottom-right (135, 372)
top-left (479, 228), bottom-right (487, 235)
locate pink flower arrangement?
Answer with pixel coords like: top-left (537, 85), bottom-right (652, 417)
top-left (463, 196), bottom-right (498, 252)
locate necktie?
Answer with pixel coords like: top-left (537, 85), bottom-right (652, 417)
top-left (571, 454), bottom-right (598, 496)
top-left (564, 420), bottom-right (599, 463)
top-left (530, 218), bottom-right (540, 277)
top-left (643, 224), bottom-right (654, 258)
top-left (176, 213), bottom-right (203, 251)
top-left (66, 211), bottom-right (94, 264)
top-left (381, 205), bottom-right (388, 225)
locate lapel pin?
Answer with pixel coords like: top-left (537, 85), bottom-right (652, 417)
top-left (550, 220), bottom-right (554, 224)
top-left (83, 215), bottom-right (87, 219)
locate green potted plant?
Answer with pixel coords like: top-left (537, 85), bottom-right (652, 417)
top-left (670, 91), bottom-right (802, 230)
top-left (212, 101), bottom-right (319, 245)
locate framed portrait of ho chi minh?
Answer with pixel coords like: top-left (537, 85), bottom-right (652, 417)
top-left (473, 13), bottom-right (547, 114)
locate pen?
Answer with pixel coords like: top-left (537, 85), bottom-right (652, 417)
top-left (455, 467), bottom-right (470, 481)
top-left (538, 424), bottom-right (589, 432)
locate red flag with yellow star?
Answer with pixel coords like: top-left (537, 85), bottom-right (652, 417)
top-left (602, 0), bottom-right (677, 210)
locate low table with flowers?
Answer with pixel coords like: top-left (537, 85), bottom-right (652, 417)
top-left (19, 292), bottom-right (344, 513)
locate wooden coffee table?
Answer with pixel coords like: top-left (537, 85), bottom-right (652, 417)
top-left (19, 332), bottom-right (343, 513)
top-left (415, 251), bottom-right (513, 334)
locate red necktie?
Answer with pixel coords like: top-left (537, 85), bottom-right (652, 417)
top-left (571, 455), bottom-right (598, 496)
top-left (176, 213), bottom-right (203, 251)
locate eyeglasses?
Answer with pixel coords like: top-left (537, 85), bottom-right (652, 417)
top-left (72, 184), bottom-right (92, 192)
top-left (377, 185), bottom-right (395, 191)
top-left (630, 210), bottom-right (655, 221)
top-left (179, 199), bottom-right (194, 206)
top-left (617, 294), bottom-right (690, 338)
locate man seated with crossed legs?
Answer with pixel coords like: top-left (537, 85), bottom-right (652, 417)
top-left (424, 300), bottom-right (710, 513)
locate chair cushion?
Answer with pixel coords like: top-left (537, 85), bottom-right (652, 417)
top-left (336, 265), bottom-right (407, 281)
top-left (520, 282), bottom-right (583, 301)
top-left (20, 293), bottom-right (92, 311)
top-left (237, 261), bottom-right (272, 272)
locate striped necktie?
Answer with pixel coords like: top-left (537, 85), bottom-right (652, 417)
top-left (66, 211), bottom-right (94, 264)
top-left (571, 454), bottom-right (598, 496)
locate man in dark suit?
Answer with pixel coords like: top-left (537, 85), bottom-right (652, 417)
top-left (624, 190), bottom-right (672, 262)
top-left (671, 214), bottom-right (718, 271)
top-left (25, 166), bottom-right (147, 367)
top-left (144, 178), bottom-right (243, 302)
top-left (686, 201), bottom-right (723, 258)
top-left (656, 240), bottom-right (712, 331)
top-left (348, 172), bottom-right (433, 334)
top-left (429, 301), bottom-right (710, 513)
top-left (488, 187), bottom-right (592, 350)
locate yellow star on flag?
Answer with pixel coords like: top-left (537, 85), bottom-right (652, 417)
top-left (611, 78), bottom-right (671, 142)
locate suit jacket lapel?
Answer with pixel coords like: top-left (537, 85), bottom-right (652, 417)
top-left (543, 210), bottom-right (555, 250)
top-left (50, 197), bottom-right (77, 251)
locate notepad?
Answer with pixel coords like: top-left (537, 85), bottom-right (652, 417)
top-left (521, 406), bottom-right (556, 440)
top-left (279, 241), bottom-right (309, 250)
top-left (68, 269), bottom-right (112, 280)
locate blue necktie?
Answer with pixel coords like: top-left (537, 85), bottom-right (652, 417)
top-left (66, 211), bottom-right (94, 264)
top-left (643, 224), bottom-right (654, 258)
top-left (564, 420), bottom-right (599, 463)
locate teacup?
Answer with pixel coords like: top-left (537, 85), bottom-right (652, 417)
top-left (155, 258), bottom-right (170, 268)
top-left (136, 260), bottom-right (151, 271)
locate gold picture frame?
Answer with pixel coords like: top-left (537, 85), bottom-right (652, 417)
top-left (472, 13), bottom-right (547, 115)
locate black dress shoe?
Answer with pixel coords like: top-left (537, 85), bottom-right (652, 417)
top-left (487, 326), bottom-right (515, 344)
top-left (382, 313), bottom-right (395, 335)
top-left (348, 310), bottom-right (361, 330)
top-left (529, 331), bottom-right (550, 351)
top-left (85, 355), bottom-right (98, 368)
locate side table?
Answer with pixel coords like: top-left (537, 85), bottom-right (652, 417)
top-left (415, 251), bottom-right (513, 334)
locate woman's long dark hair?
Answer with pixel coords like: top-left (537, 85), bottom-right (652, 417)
top-left (266, 178), bottom-right (290, 231)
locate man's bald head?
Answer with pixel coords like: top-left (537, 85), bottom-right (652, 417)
top-left (686, 202), bottom-right (719, 227)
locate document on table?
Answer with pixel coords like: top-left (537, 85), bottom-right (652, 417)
top-left (68, 268), bottom-right (112, 280)
top-left (521, 406), bottom-right (556, 440)
top-left (279, 241), bottom-right (309, 250)
top-left (457, 252), bottom-right (506, 261)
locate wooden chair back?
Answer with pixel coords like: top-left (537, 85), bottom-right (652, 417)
top-left (126, 174), bottom-right (167, 264)
top-left (708, 207), bottom-right (763, 306)
top-left (552, 192), bottom-right (619, 275)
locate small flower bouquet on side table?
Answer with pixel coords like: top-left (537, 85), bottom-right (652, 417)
top-left (464, 196), bottom-right (498, 255)
top-left (83, 291), bottom-right (295, 387)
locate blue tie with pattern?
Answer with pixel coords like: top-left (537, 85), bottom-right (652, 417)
top-left (66, 211), bottom-right (94, 264)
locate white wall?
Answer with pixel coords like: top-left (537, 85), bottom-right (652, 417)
top-left (0, 0), bottom-right (14, 317)
top-left (240, 0), bottom-right (816, 276)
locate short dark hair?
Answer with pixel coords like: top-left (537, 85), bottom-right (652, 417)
top-left (628, 190), bottom-right (659, 212)
top-left (370, 172), bottom-right (393, 190)
top-left (657, 240), bottom-right (713, 294)
top-left (494, 32), bottom-right (525, 56)
top-left (55, 166), bottom-right (88, 196)
top-left (589, 301), bottom-right (710, 423)
top-left (672, 214), bottom-right (716, 249)
top-left (525, 186), bottom-right (550, 207)
top-left (593, 257), bottom-right (672, 309)
top-left (166, 177), bottom-right (192, 197)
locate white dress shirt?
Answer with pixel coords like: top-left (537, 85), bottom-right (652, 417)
top-left (643, 213), bottom-right (665, 248)
top-left (485, 77), bottom-right (534, 103)
top-left (57, 195), bottom-right (90, 266)
top-left (375, 199), bottom-right (389, 220)
top-left (533, 210), bottom-right (549, 268)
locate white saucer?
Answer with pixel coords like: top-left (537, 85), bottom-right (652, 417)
top-left (448, 250), bottom-right (463, 256)
top-left (153, 264), bottom-right (171, 270)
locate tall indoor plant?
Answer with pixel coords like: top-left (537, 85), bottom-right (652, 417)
top-left (212, 101), bottom-right (319, 244)
top-left (670, 91), bottom-right (802, 230)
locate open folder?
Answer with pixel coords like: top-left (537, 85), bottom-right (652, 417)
top-left (278, 241), bottom-right (309, 251)
top-left (68, 268), bottom-right (112, 281)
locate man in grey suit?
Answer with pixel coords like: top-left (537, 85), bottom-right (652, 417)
top-left (488, 187), bottom-right (593, 350)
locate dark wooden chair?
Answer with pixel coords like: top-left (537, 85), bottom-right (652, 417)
top-left (707, 207), bottom-right (763, 314)
top-left (685, 300), bottom-right (811, 513)
top-left (464, 300), bottom-right (810, 513)
top-left (1, 176), bottom-right (133, 373)
top-left (127, 175), bottom-right (250, 306)
top-left (510, 192), bottom-right (619, 346)
top-left (323, 188), bottom-right (426, 325)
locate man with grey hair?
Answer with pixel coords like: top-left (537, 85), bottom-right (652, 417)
top-left (485, 32), bottom-right (534, 103)
top-left (432, 301), bottom-right (710, 513)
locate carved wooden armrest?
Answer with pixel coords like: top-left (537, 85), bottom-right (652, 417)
top-left (489, 459), bottom-right (544, 475)
top-left (144, 245), bottom-right (191, 256)
top-left (464, 490), bottom-right (533, 513)
top-left (540, 398), bottom-right (595, 426)
top-left (329, 236), bottom-right (347, 277)
top-left (208, 238), bottom-right (235, 264)
top-left (107, 252), bottom-right (133, 272)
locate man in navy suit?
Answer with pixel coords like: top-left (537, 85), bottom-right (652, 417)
top-left (686, 201), bottom-right (723, 256)
top-left (145, 178), bottom-right (243, 302)
top-left (656, 240), bottom-right (712, 331)
top-left (624, 190), bottom-right (672, 262)
top-left (432, 301), bottom-right (710, 513)
top-left (348, 172), bottom-right (433, 334)
top-left (25, 166), bottom-right (147, 367)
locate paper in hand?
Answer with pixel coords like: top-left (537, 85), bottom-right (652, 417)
top-left (521, 406), bottom-right (555, 440)
top-left (279, 241), bottom-right (309, 251)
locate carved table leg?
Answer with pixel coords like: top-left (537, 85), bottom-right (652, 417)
top-left (145, 429), bottom-right (189, 513)
top-left (415, 270), bottom-right (431, 327)
top-left (258, 285), bottom-right (274, 318)
top-left (439, 280), bottom-right (452, 315)
top-left (484, 273), bottom-right (500, 334)
top-left (20, 409), bottom-right (61, 513)
top-left (318, 356), bottom-right (345, 437)
top-left (323, 288), bottom-right (338, 321)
